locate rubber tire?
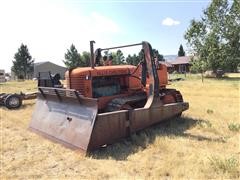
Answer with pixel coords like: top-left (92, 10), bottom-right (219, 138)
top-left (4, 94), bottom-right (22, 109)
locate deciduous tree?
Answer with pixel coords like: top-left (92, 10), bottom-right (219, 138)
top-left (184, 0), bottom-right (240, 73)
top-left (115, 49), bottom-right (125, 65)
top-left (126, 54), bottom-right (140, 65)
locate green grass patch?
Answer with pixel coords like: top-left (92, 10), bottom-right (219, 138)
top-left (209, 156), bottom-right (240, 178)
top-left (228, 123), bottom-right (240, 132)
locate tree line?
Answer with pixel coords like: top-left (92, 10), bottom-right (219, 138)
top-left (10, 42), bottom-right (186, 79)
top-left (62, 44), bottom-right (165, 68)
top-left (11, 43), bottom-right (165, 79)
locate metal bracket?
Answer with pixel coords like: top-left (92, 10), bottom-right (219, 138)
top-left (54, 89), bottom-right (62, 101)
top-left (38, 88), bottom-right (46, 99)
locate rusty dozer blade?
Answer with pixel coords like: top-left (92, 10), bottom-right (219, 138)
top-left (29, 87), bottom-right (98, 152)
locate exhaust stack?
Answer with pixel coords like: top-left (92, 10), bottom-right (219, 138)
top-left (90, 40), bottom-right (95, 69)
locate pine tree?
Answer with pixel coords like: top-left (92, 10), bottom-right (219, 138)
top-left (12, 44), bottom-right (34, 79)
top-left (63, 44), bottom-right (84, 68)
top-left (178, 44), bottom-right (185, 57)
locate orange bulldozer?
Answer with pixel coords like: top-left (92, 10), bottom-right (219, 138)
top-left (29, 41), bottom-right (189, 152)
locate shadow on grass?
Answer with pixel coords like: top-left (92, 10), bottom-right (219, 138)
top-left (89, 116), bottom-right (225, 160)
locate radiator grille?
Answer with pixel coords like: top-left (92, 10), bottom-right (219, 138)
top-left (67, 76), bottom-right (86, 96)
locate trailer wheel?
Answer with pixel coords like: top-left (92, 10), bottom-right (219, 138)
top-left (4, 94), bottom-right (22, 109)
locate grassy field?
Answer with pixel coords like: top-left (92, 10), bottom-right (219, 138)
top-left (1, 74), bottom-right (239, 179)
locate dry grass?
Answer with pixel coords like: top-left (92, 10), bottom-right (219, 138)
top-left (1, 74), bottom-right (239, 179)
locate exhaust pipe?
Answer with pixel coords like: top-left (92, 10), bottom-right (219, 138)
top-left (90, 40), bottom-right (95, 69)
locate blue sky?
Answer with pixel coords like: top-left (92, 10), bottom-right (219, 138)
top-left (0, 0), bottom-right (211, 72)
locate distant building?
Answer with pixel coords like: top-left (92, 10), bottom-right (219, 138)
top-left (34, 61), bottom-right (67, 79)
top-left (171, 56), bottom-right (191, 73)
top-left (0, 69), bottom-right (5, 82)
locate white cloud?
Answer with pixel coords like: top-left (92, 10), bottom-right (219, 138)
top-left (0, 0), bottom-right (121, 72)
top-left (162, 17), bottom-right (180, 26)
